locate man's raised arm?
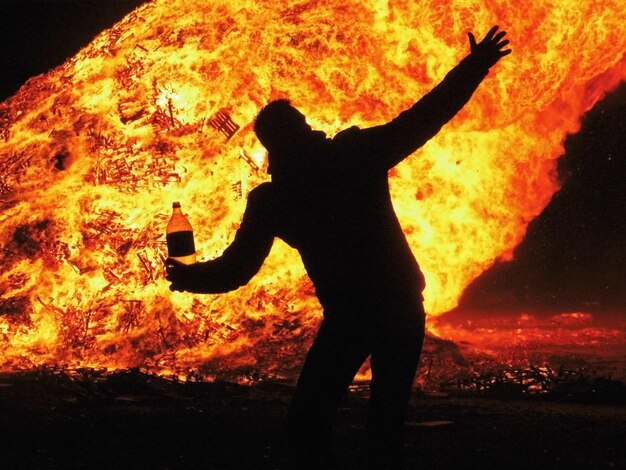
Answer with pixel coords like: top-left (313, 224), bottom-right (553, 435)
top-left (340, 26), bottom-right (511, 171)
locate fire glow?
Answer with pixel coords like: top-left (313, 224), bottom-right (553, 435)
top-left (0, 0), bottom-right (624, 378)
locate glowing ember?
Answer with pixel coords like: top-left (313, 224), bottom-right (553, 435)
top-left (0, 0), bottom-right (624, 377)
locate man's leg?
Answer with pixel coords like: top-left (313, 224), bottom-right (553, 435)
top-left (367, 306), bottom-right (425, 469)
top-left (287, 315), bottom-right (370, 468)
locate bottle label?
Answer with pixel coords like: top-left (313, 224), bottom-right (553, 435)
top-left (166, 230), bottom-right (196, 257)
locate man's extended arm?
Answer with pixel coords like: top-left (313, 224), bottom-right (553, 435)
top-left (166, 185), bottom-right (274, 294)
top-left (338, 26), bottom-right (511, 171)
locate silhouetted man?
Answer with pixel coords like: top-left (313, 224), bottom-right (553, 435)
top-left (167, 26), bottom-right (510, 469)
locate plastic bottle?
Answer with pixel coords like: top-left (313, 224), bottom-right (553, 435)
top-left (166, 202), bottom-right (196, 264)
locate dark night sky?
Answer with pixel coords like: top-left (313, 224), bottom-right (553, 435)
top-left (0, 0), bottom-right (149, 101)
top-left (1, 1), bottom-right (625, 319)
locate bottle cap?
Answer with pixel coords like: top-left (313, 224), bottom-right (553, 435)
top-left (172, 202), bottom-right (181, 208)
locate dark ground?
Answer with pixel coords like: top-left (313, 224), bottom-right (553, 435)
top-left (1, 4), bottom-right (623, 467)
top-left (0, 369), bottom-right (624, 469)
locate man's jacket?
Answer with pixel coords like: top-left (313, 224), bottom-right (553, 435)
top-left (182, 53), bottom-right (491, 316)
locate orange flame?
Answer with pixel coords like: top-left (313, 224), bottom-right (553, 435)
top-left (0, 0), bottom-right (624, 378)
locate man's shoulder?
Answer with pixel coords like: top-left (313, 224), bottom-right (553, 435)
top-left (333, 125), bottom-right (361, 144)
top-left (249, 182), bottom-right (274, 201)
top-left (244, 183), bottom-right (277, 226)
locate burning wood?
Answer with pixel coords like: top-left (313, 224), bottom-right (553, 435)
top-left (118, 100), bottom-right (146, 124)
top-left (208, 110), bottom-right (240, 140)
top-left (239, 148), bottom-right (261, 172)
top-left (151, 106), bottom-right (181, 130)
top-left (231, 180), bottom-right (243, 198)
top-left (136, 244), bottom-right (167, 283)
top-left (0, 296), bottom-right (31, 323)
top-left (0, 0), bottom-right (624, 378)
top-left (0, 177), bottom-right (11, 199)
top-left (120, 300), bottom-right (144, 332)
top-left (0, 150), bottom-right (31, 198)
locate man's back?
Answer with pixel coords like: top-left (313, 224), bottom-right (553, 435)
top-left (251, 129), bottom-right (426, 315)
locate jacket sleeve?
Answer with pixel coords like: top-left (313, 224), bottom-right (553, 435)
top-left (336, 53), bottom-right (491, 172)
top-left (180, 185), bottom-right (274, 294)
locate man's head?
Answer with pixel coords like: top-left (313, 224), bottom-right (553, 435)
top-left (254, 99), bottom-right (313, 154)
top-left (254, 100), bottom-right (328, 179)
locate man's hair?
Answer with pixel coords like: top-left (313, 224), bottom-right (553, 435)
top-left (253, 99), bottom-right (293, 151)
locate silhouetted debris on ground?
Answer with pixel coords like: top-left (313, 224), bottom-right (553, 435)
top-left (439, 365), bottom-right (626, 404)
top-left (0, 367), bottom-right (624, 469)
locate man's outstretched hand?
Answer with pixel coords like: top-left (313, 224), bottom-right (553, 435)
top-left (165, 258), bottom-right (195, 292)
top-left (468, 25), bottom-right (511, 68)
